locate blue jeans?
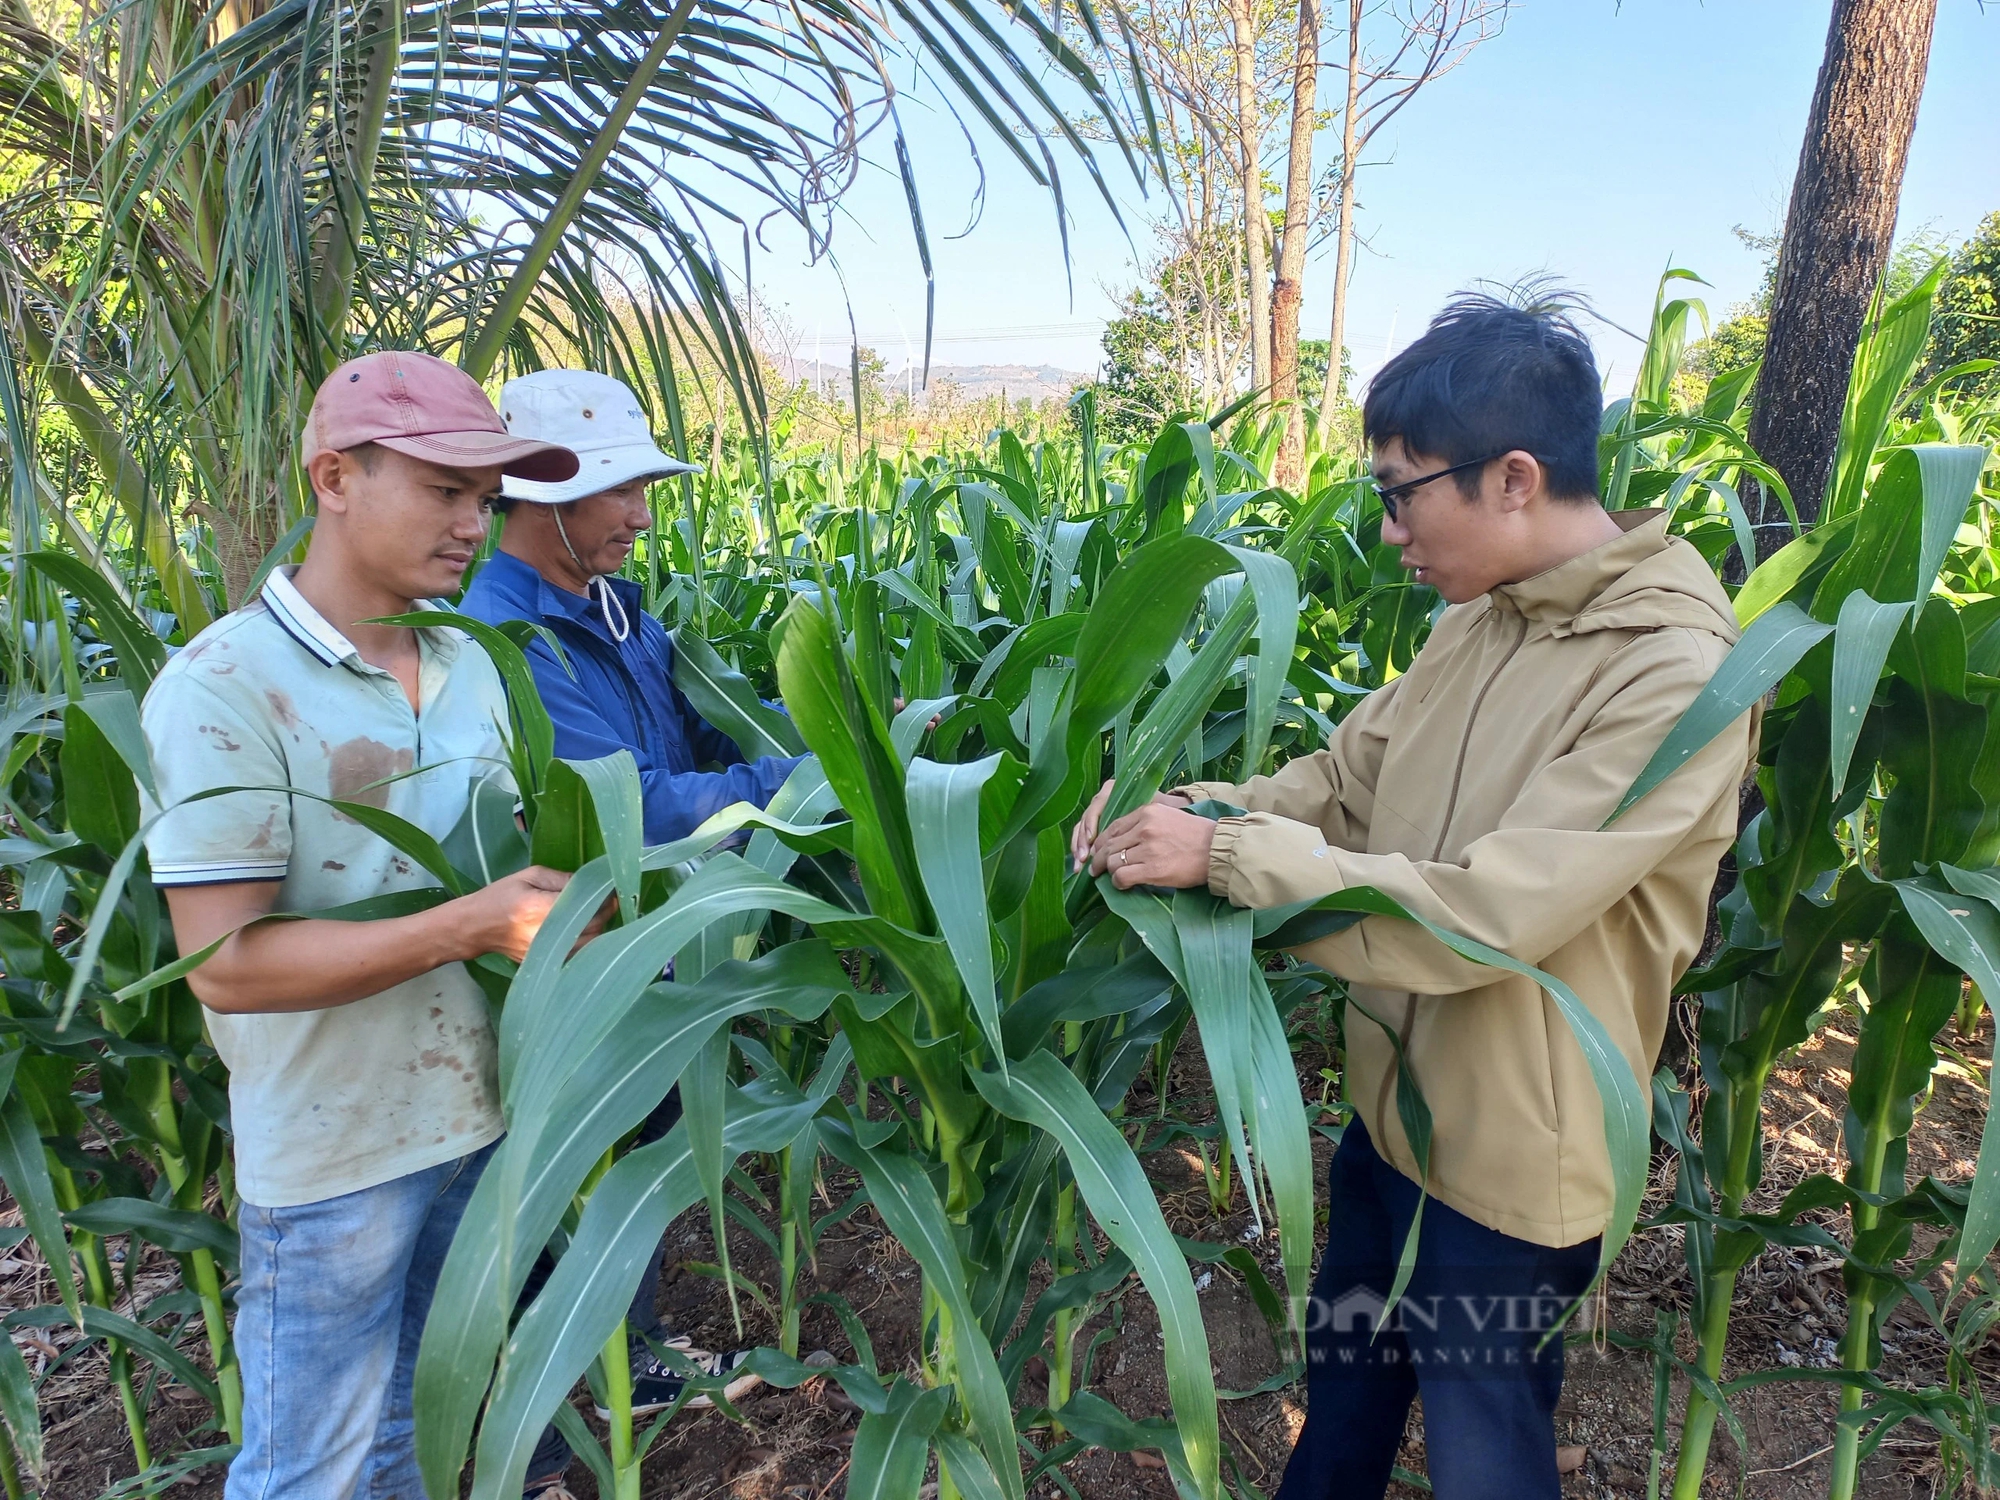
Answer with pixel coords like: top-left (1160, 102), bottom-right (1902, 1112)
top-left (227, 1139), bottom-right (499, 1500)
top-left (1275, 1118), bottom-right (1599, 1500)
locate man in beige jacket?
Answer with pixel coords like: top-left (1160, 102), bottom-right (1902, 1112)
top-left (1075, 295), bottom-right (1754, 1499)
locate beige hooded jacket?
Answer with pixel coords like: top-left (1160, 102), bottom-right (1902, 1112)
top-left (1182, 511), bottom-right (1755, 1248)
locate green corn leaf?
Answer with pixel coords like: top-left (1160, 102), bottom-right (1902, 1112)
top-left (1824, 265), bottom-right (1948, 524)
top-left (1243, 957), bottom-right (1314, 1345)
top-left (678, 761), bottom-right (848, 982)
top-left (1610, 601), bottom-right (1830, 825)
top-left (973, 612), bottom-right (1085, 704)
top-left (907, 754), bottom-right (1011, 1076)
top-left (775, 594), bottom-right (927, 930)
top-left (0, 1303), bottom-right (41, 1478)
top-left (63, 1196), bottom-right (237, 1265)
top-left (57, 823), bottom-right (149, 1029)
top-left (998, 949), bottom-right (1175, 1060)
top-left (971, 1052), bottom-right (1220, 1500)
top-left (1735, 512), bottom-right (1857, 628)
top-left (441, 773), bottom-right (530, 888)
top-left (0, 1048), bottom-right (78, 1321)
top-left (416, 945), bottom-right (849, 1496)
top-left (967, 486), bottom-right (1034, 622)
top-left (27, 551), bottom-right (167, 697)
top-left (91, 1446), bottom-right (239, 1497)
top-left (1908, 447), bottom-right (1989, 604)
top-left (1068, 535), bottom-right (1236, 736)
top-left (1101, 880), bottom-right (1186, 974)
top-left (76, 687), bottom-right (155, 801)
top-left (501, 855), bottom-right (946, 1155)
top-left (1704, 877), bottom-right (1892, 1215)
top-left (1878, 605), bottom-right (1985, 878)
top-left (671, 626), bottom-right (805, 759)
top-left (1892, 875), bottom-right (2000, 1298)
top-left (461, 1088), bottom-right (819, 1500)
top-left (1828, 592), bottom-right (1910, 798)
top-left (876, 571), bottom-right (988, 664)
top-left (61, 697), bottom-right (142, 854)
top-left (1112, 599), bottom-right (1254, 823)
top-left (1345, 991), bottom-right (1436, 1335)
top-left (685, 1022), bottom-right (737, 1330)
top-left (547, 1404), bottom-right (611, 1490)
top-left (1810, 446), bottom-right (1984, 623)
top-left (1134, 422), bottom-right (1216, 542)
top-left (79, 1304), bottom-right (220, 1410)
top-left (1051, 1391), bottom-right (1200, 1497)
top-left (1046, 519), bottom-right (1102, 617)
top-left (727, 1343), bottom-right (891, 1414)
top-left (1665, 473), bottom-right (1756, 571)
top-left (1230, 545), bottom-right (1299, 783)
top-left (569, 752), bottom-right (644, 923)
top-left (152, 778), bottom-right (476, 902)
top-left (850, 1378), bottom-right (951, 1500)
top-left (506, 860), bottom-right (833, 1137)
top-left (0, 692), bottom-right (67, 745)
top-left (243, 514), bottom-right (315, 602)
top-left (742, 759), bottom-right (840, 880)
top-left (378, 611), bottom-right (558, 799)
top-left (999, 822), bottom-right (1068, 997)
top-left (495, 827), bottom-right (791, 1089)
top-left (968, 1135), bottom-right (1061, 1341)
top-left (1940, 864), bottom-right (2000, 910)
top-left (893, 697), bottom-right (959, 764)
top-left (822, 1118), bottom-right (1026, 1500)
top-left (1003, 533), bottom-right (1239, 842)
top-left (1264, 885), bottom-right (1650, 1290)
top-left (334, 799), bottom-right (471, 893)
top-left (1173, 1236), bottom-right (1289, 1347)
top-left (935, 1430), bottom-right (1014, 1500)
top-left (528, 758), bottom-right (605, 875)
top-left (1842, 931), bottom-right (1960, 1274)
top-left (1167, 892), bottom-right (1260, 1217)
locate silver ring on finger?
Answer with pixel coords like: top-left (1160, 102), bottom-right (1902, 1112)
top-left (1118, 849), bottom-right (1129, 867)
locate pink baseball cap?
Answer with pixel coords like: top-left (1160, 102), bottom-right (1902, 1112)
top-left (303, 351), bottom-right (580, 482)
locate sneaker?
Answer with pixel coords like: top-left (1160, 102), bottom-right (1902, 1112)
top-left (594, 1335), bottom-right (762, 1418)
top-left (521, 1421), bottom-right (574, 1499)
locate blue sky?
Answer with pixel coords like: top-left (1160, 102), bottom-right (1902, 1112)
top-left (743, 0), bottom-right (1998, 389)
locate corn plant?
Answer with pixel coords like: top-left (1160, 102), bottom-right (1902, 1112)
top-left (1615, 266), bottom-right (2000, 1500)
top-left (393, 465), bottom-right (1652, 1500)
top-left (4, 258), bottom-right (2000, 1500)
top-left (0, 560), bottom-right (245, 1491)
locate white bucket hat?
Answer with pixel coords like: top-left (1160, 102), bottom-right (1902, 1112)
top-left (497, 369), bottom-right (700, 504)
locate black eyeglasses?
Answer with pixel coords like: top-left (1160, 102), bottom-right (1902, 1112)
top-left (1370, 453), bottom-right (1505, 521)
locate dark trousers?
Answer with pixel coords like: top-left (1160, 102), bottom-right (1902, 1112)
top-left (1275, 1118), bottom-right (1599, 1500)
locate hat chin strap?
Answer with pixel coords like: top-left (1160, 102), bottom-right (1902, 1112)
top-left (551, 506), bottom-right (630, 642)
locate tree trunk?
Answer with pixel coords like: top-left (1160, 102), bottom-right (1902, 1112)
top-left (1319, 0), bottom-right (1361, 427)
top-left (1269, 0), bottom-right (1319, 485)
top-left (1747, 0), bottom-right (1936, 553)
top-left (1227, 0), bottom-right (1272, 403)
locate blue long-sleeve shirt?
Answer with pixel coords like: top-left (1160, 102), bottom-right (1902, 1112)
top-left (459, 550), bottom-right (803, 844)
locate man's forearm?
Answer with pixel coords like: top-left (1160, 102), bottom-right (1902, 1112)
top-left (168, 865), bottom-right (573, 1016)
top-left (190, 903), bottom-right (474, 1015)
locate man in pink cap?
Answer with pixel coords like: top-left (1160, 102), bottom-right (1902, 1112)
top-left (140, 352), bottom-right (591, 1499)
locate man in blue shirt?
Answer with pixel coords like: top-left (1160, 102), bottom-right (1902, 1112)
top-left (461, 370), bottom-right (800, 1494)
top-left (461, 369), bottom-right (802, 844)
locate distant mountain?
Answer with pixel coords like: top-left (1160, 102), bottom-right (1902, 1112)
top-left (785, 361), bottom-right (1092, 405)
